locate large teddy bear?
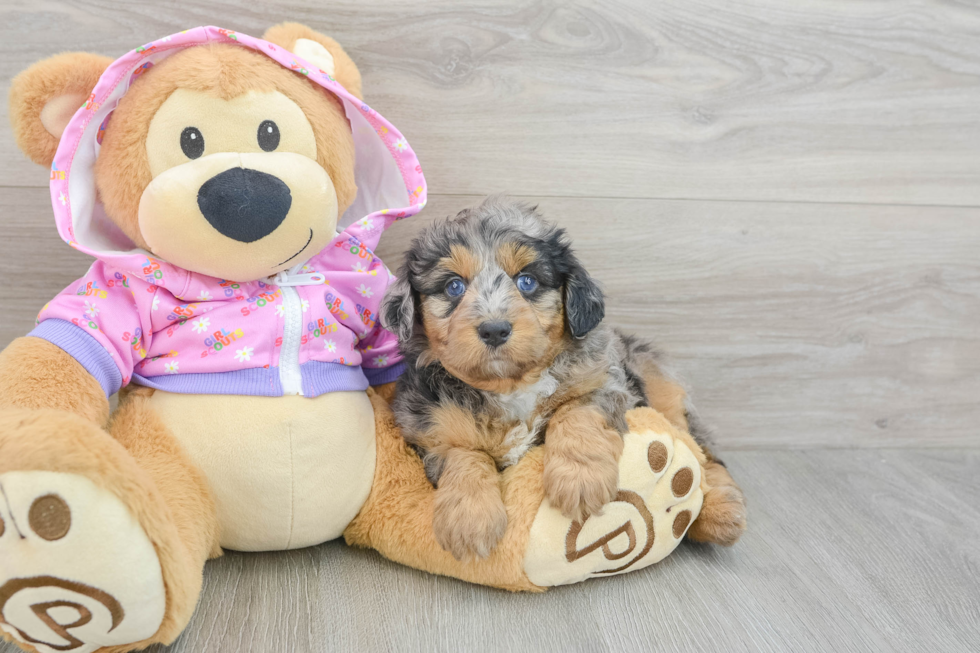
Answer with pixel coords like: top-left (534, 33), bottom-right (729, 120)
top-left (0, 25), bottom-right (746, 653)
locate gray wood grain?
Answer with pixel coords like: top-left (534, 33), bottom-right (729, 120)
top-left (4, 450), bottom-right (974, 653)
top-left (3, 188), bottom-right (977, 449)
top-left (379, 195), bottom-right (980, 450)
top-left (2, 0), bottom-right (980, 205)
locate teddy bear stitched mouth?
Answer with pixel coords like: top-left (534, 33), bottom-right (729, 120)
top-left (196, 167), bottom-right (293, 243)
top-left (276, 228), bottom-right (315, 267)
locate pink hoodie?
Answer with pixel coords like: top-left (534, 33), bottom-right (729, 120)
top-left (29, 26), bottom-right (426, 398)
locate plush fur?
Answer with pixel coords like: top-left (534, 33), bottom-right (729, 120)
top-left (0, 406), bottom-right (215, 649)
top-left (8, 52), bottom-right (113, 166)
top-left (0, 337), bottom-right (109, 425)
top-left (106, 388), bottom-right (221, 646)
top-left (262, 22), bottom-right (363, 99)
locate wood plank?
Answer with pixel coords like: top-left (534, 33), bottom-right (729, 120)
top-left (1, 188), bottom-right (977, 449)
top-left (0, 186), bottom-right (95, 343)
top-left (387, 195), bottom-right (980, 449)
top-left (4, 450), bottom-right (975, 653)
top-left (2, 1), bottom-right (980, 205)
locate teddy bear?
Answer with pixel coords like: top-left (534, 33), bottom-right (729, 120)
top-left (0, 24), bottom-right (745, 653)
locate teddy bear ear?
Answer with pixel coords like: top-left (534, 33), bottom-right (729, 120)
top-left (8, 52), bottom-right (113, 166)
top-left (262, 23), bottom-right (364, 100)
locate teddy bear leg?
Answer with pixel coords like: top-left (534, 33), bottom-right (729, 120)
top-left (623, 337), bottom-right (748, 545)
top-left (343, 390), bottom-right (545, 592)
top-left (640, 371), bottom-right (748, 546)
top-left (0, 392), bottom-right (218, 653)
top-left (685, 461), bottom-right (747, 546)
top-left (107, 387), bottom-right (222, 633)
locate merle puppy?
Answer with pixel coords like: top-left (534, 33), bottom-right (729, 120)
top-left (381, 197), bottom-right (744, 560)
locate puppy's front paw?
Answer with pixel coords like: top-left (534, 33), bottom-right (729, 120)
top-left (543, 448), bottom-right (619, 522)
top-left (432, 484), bottom-right (508, 560)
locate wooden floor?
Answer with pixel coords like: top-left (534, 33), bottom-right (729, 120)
top-left (1, 1), bottom-right (978, 651)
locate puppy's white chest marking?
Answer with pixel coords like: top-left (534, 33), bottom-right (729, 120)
top-left (495, 372), bottom-right (559, 422)
top-left (494, 372), bottom-right (559, 469)
top-left (500, 417), bottom-right (547, 468)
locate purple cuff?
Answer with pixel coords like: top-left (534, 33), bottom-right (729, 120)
top-left (301, 361), bottom-right (369, 397)
top-left (362, 361), bottom-right (406, 386)
top-left (133, 366), bottom-right (282, 396)
top-left (133, 362), bottom-right (380, 398)
top-left (29, 319), bottom-right (123, 396)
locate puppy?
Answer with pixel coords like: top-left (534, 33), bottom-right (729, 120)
top-left (382, 197), bottom-right (714, 560)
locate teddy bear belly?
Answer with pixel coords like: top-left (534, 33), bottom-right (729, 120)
top-left (144, 389), bottom-right (376, 552)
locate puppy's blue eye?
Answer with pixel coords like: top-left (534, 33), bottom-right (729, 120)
top-left (445, 278), bottom-right (466, 298)
top-left (516, 274), bottom-right (538, 294)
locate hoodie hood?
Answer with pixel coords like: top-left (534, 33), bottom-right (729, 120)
top-left (49, 26), bottom-right (426, 280)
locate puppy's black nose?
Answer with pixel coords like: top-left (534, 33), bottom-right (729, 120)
top-left (197, 168), bottom-right (292, 243)
top-left (478, 321), bottom-right (512, 347)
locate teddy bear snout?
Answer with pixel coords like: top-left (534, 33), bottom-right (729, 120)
top-left (197, 167), bottom-right (293, 243)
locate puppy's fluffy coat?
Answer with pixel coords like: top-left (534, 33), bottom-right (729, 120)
top-left (382, 198), bottom-right (714, 560)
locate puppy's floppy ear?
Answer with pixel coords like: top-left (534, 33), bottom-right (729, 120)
top-left (9, 52), bottom-right (113, 166)
top-left (262, 22), bottom-right (363, 99)
top-left (563, 256), bottom-right (605, 339)
top-left (381, 276), bottom-right (419, 343)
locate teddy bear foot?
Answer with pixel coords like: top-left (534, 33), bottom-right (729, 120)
top-left (524, 408), bottom-right (706, 587)
top-left (686, 461), bottom-right (747, 547)
top-left (0, 470), bottom-right (166, 653)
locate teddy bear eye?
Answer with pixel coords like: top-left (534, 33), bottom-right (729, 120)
top-left (257, 120), bottom-right (280, 152)
top-left (180, 127), bottom-right (204, 159)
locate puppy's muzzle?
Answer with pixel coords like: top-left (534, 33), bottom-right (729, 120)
top-left (478, 320), bottom-right (512, 348)
top-left (197, 167), bottom-right (293, 243)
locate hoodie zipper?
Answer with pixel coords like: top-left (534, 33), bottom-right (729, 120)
top-left (271, 267), bottom-right (327, 396)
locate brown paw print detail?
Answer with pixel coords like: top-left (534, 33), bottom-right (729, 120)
top-left (647, 441), bottom-right (668, 474)
top-left (524, 427), bottom-right (706, 587)
top-left (0, 576), bottom-right (124, 651)
top-left (671, 467), bottom-right (694, 497)
top-left (0, 471), bottom-right (168, 652)
top-left (672, 510), bottom-right (692, 538)
top-left (565, 490), bottom-right (655, 574)
top-left (563, 447), bottom-right (701, 571)
top-left (28, 494), bottom-right (71, 541)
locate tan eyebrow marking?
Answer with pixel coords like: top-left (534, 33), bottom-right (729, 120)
top-left (438, 244), bottom-right (479, 280)
top-left (497, 242), bottom-right (537, 277)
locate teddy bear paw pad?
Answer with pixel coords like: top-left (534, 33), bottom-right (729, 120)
top-left (523, 429), bottom-right (704, 587)
top-left (0, 471), bottom-right (165, 653)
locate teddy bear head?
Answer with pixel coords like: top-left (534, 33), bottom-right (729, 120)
top-left (9, 23), bottom-right (363, 282)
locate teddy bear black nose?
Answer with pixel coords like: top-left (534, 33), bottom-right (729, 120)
top-left (197, 167), bottom-right (292, 243)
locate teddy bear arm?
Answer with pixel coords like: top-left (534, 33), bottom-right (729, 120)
top-left (634, 356), bottom-right (748, 545)
top-left (350, 395), bottom-right (715, 589)
top-left (0, 337), bottom-right (109, 425)
top-left (344, 390), bottom-right (543, 592)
